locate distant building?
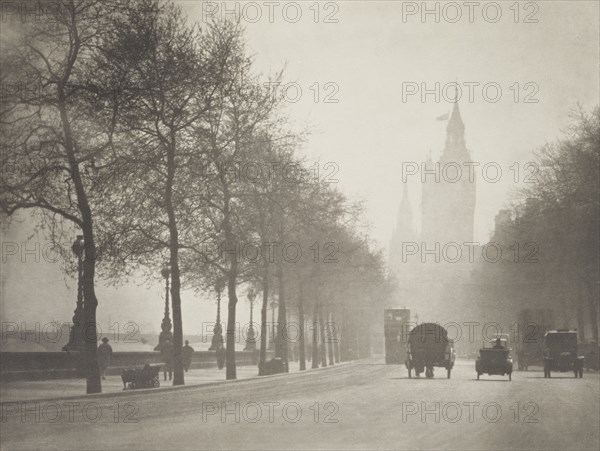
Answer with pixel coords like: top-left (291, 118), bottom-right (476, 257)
top-left (421, 100), bottom-right (476, 246)
top-left (389, 100), bottom-right (477, 327)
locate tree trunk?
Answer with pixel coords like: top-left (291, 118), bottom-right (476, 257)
top-left (577, 285), bottom-right (586, 342)
top-left (276, 264), bottom-right (288, 371)
top-left (82, 233), bottom-right (101, 394)
top-left (58, 90), bottom-right (101, 394)
top-left (319, 307), bottom-right (327, 367)
top-left (298, 284), bottom-right (306, 371)
top-left (586, 280), bottom-right (599, 344)
top-left (165, 139), bottom-right (184, 386)
top-left (311, 300), bottom-right (319, 369)
top-left (259, 268), bottom-right (269, 375)
top-left (223, 190), bottom-right (238, 380)
top-left (226, 269), bottom-right (238, 380)
top-left (331, 311), bottom-right (339, 364)
top-left (341, 308), bottom-right (350, 361)
top-left (169, 251), bottom-right (184, 385)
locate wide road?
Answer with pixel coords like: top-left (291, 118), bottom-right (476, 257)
top-left (1, 359), bottom-right (598, 450)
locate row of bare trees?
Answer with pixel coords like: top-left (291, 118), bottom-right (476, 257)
top-left (1, 0), bottom-right (389, 393)
top-left (472, 107), bottom-right (599, 342)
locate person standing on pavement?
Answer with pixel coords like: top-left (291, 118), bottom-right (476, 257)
top-left (182, 340), bottom-right (194, 372)
top-left (215, 341), bottom-right (226, 370)
top-left (160, 339), bottom-right (174, 381)
top-left (97, 337), bottom-right (113, 380)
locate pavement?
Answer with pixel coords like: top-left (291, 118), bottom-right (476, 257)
top-left (0, 365), bottom-right (263, 403)
top-left (0, 358), bottom-right (598, 450)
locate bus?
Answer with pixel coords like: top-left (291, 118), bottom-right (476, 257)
top-left (384, 308), bottom-right (411, 364)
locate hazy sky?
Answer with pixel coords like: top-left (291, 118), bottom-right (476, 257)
top-left (2, 1), bottom-right (599, 339)
top-left (181, 0), bottom-right (599, 245)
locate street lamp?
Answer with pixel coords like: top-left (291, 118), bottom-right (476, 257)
top-left (244, 288), bottom-right (257, 351)
top-left (63, 235), bottom-right (84, 352)
top-left (269, 297), bottom-right (279, 350)
top-left (209, 278), bottom-right (225, 351)
top-left (154, 265), bottom-right (173, 351)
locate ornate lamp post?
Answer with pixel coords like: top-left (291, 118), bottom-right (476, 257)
top-left (209, 279), bottom-right (225, 351)
top-left (63, 235), bottom-right (84, 352)
top-left (269, 297), bottom-right (279, 350)
top-left (154, 265), bottom-right (173, 351)
top-left (244, 288), bottom-right (257, 351)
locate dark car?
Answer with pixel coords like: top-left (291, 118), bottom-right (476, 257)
top-left (406, 323), bottom-right (455, 379)
top-left (476, 335), bottom-right (513, 381)
top-left (543, 330), bottom-right (584, 378)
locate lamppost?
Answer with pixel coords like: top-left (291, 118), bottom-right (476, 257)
top-left (269, 297), bottom-right (279, 350)
top-left (154, 265), bottom-right (173, 351)
top-left (209, 279), bottom-right (225, 351)
top-left (244, 288), bottom-right (257, 351)
top-left (63, 235), bottom-right (84, 352)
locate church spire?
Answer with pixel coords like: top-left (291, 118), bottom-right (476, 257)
top-left (447, 100), bottom-right (464, 132)
top-left (444, 96), bottom-right (466, 155)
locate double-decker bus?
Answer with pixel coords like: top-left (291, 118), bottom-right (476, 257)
top-left (384, 308), bottom-right (410, 364)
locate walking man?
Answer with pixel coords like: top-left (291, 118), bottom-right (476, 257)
top-left (97, 337), bottom-right (113, 380)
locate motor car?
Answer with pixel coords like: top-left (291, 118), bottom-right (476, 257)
top-left (476, 337), bottom-right (513, 381)
top-left (543, 330), bottom-right (584, 378)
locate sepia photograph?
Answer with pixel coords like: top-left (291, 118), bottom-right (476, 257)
top-left (0, 1), bottom-right (599, 449)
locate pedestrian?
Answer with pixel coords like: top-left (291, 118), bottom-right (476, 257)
top-left (216, 342), bottom-right (226, 370)
top-left (182, 340), bottom-right (194, 372)
top-left (97, 337), bottom-right (113, 380)
top-left (160, 339), bottom-right (174, 381)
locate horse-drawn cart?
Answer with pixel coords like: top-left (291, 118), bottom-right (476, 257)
top-left (406, 323), bottom-right (455, 379)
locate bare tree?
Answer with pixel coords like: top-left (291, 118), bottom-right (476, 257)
top-left (93, 1), bottom-right (239, 385)
top-left (0, 0), bottom-right (122, 394)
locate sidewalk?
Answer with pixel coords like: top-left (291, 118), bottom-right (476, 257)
top-left (0, 365), bottom-right (262, 403)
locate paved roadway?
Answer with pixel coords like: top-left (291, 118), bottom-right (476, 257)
top-left (1, 359), bottom-right (598, 450)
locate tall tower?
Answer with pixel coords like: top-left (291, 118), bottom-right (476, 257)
top-left (389, 100), bottom-right (478, 324)
top-left (421, 99), bottom-right (476, 246)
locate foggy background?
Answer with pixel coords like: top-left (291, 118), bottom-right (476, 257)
top-left (2, 0), bottom-right (599, 337)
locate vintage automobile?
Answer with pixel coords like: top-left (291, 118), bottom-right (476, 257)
top-left (476, 335), bottom-right (513, 381)
top-left (543, 330), bottom-right (584, 378)
top-left (406, 323), bottom-right (455, 379)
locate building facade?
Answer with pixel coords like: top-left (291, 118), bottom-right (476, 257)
top-left (389, 100), bottom-right (477, 330)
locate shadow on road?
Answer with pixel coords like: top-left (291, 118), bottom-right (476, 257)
top-left (471, 379), bottom-right (511, 382)
top-left (525, 376), bottom-right (582, 379)
top-left (390, 377), bottom-right (448, 381)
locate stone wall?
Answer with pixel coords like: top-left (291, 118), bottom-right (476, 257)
top-left (0, 350), bottom-right (270, 382)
